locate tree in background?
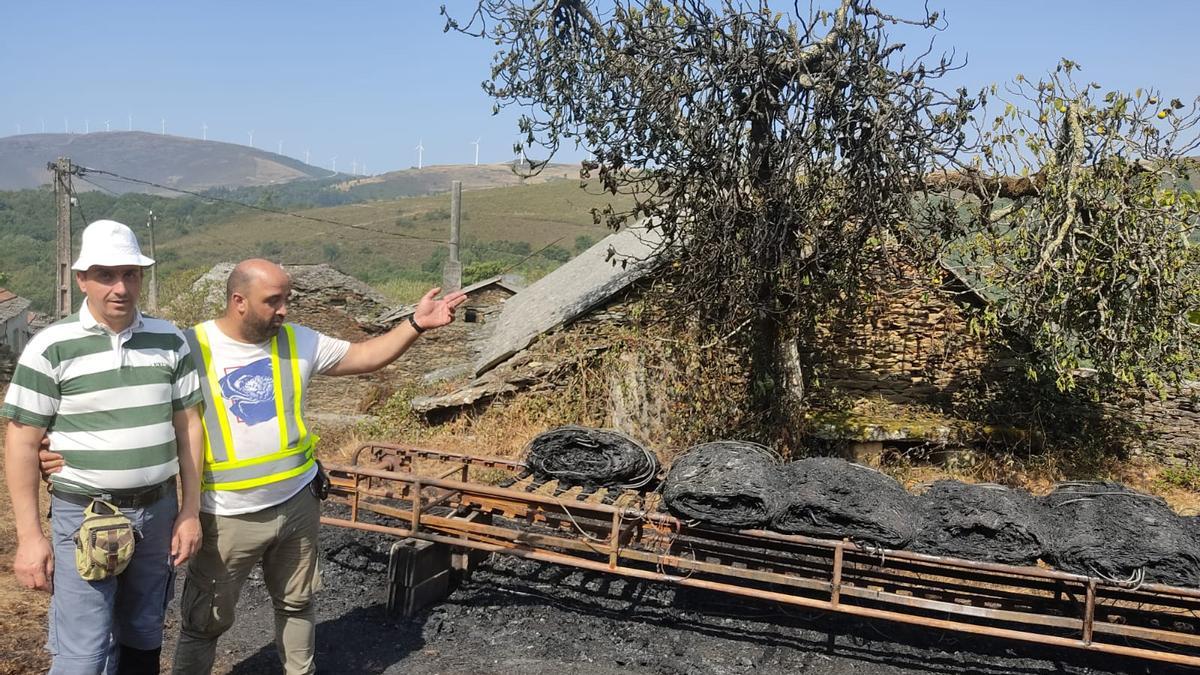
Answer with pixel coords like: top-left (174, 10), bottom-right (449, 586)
top-left (448, 0), bottom-right (1200, 443)
top-left (446, 0), bottom-right (976, 433)
top-left (933, 62), bottom-right (1200, 392)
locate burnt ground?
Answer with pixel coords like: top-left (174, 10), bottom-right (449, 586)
top-left (156, 505), bottom-right (1194, 675)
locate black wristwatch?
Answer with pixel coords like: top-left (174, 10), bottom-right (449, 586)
top-left (407, 314), bottom-right (426, 334)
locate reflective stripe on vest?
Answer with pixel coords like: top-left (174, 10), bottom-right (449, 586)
top-left (186, 323), bottom-right (316, 491)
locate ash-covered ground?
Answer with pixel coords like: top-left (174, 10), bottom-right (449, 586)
top-left (158, 507), bottom-right (1189, 675)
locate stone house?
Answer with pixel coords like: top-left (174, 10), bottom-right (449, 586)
top-left (414, 230), bottom-right (1200, 467)
top-left (0, 289), bottom-right (33, 353)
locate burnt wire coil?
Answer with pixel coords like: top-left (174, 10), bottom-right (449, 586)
top-left (1039, 481), bottom-right (1200, 589)
top-left (524, 425), bottom-right (659, 490)
top-left (772, 457), bottom-right (918, 548)
top-left (912, 480), bottom-right (1045, 566)
top-left (662, 441), bottom-right (787, 529)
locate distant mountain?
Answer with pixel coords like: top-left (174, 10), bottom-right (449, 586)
top-left (0, 132), bottom-right (331, 193)
top-left (337, 162), bottom-right (582, 200)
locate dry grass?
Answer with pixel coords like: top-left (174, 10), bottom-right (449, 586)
top-left (0, 429), bottom-right (52, 675)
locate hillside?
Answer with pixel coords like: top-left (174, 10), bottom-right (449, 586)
top-left (336, 162), bottom-right (581, 199)
top-left (0, 132), bottom-right (330, 192)
top-left (154, 179), bottom-right (627, 301)
top-left (0, 177), bottom-right (632, 311)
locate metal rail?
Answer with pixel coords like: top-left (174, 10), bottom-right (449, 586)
top-left (321, 443), bottom-right (1200, 668)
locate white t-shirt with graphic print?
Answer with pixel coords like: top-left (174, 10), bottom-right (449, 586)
top-left (195, 320), bottom-right (349, 516)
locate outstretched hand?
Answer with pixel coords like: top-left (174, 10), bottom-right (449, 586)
top-left (411, 287), bottom-right (468, 331)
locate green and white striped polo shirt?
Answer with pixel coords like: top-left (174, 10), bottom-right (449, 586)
top-left (1, 301), bottom-right (202, 494)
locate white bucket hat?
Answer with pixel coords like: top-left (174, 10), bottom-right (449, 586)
top-left (72, 219), bottom-right (156, 271)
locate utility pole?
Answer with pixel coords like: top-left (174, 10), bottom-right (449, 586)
top-left (146, 211), bottom-right (158, 313)
top-left (50, 157), bottom-right (75, 318)
top-left (442, 180), bottom-right (463, 292)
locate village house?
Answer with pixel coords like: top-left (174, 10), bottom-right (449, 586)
top-left (411, 227), bottom-right (1200, 467)
top-left (0, 288), bottom-right (33, 353)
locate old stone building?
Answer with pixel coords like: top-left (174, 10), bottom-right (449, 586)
top-left (0, 288), bottom-right (33, 353)
top-left (416, 232), bottom-right (1199, 467)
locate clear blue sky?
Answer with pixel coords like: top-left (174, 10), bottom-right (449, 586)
top-left (2, 1), bottom-right (1195, 175)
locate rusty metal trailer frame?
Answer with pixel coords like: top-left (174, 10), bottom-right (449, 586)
top-left (321, 443), bottom-right (1200, 669)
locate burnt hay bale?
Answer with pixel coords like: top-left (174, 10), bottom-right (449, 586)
top-left (662, 441), bottom-right (786, 529)
top-left (912, 481), bottom-right (1045, 566)
top-left (1039, 482), bottom-right (1200, 589)
top-left (524, 426), bottom-right (659, 490)
top-left (772, 457), bottom-right (918, 548)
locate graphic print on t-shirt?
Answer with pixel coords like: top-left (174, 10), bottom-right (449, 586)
top-left (217, 358), bottom-right (276, 425)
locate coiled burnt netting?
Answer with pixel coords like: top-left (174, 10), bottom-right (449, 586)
top-left (662, 441), bottom-right (786, 529)
top-left (912, 481), bottom-right (1045, 566)
top-left (1039, 482), bottom-right (1200, 588)
top-left (524, 426), bottom-right (659, 490)
top-left (771, 457), bottom-right (918, 548)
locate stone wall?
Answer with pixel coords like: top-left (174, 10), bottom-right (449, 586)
top-left (793, 266), bottom-right (1198, 466)
top-left (1106, 383), bottom-right (1200, 465)
top-left (798, 267), bottom-right (1020, 411)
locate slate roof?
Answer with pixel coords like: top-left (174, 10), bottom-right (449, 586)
top-left (0, 289), bottom-right (31, 324)
top-left (474, 224), bottom-right (664, 375)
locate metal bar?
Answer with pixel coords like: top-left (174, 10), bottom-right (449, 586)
top-left (424, 487), bottom-right (461, 511)
top-left (411, 480), bottom-right (423, 534)
top-left (321, 515), bottom-right (1200, 668)
top-left (329, 462), bottom-right (1200, 609)
top-left (336, 496), bottom-right (1200, 652)
top-left (349, 443), bottom-right (525, 472)
top-left (350, 471), bottom-right (361, 522)
top-left (831, 542), bottom-right (844, 609)
top-left (609, 511), bottom-right (621, 569)
top-left (436, 463), bottom-right (469, 480)
top-left (1084, 579), bottom-right (1097, 646)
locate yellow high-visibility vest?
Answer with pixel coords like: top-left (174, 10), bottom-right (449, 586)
top-left (185, 323), bottom-right (315, 491)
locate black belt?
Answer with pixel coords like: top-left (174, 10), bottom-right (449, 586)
top-left (52, 478), bottom-right (176, 509)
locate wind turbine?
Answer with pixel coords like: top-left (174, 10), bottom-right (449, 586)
top-left (277, 140), bottom-right (283, 155)
top-left (305, 148), bottom-right (310, 165)
top-left (415, 139), bottom-right (424, 169)
top-left (331, 157), bottom-right (337, 173)
top-left (64, 118), bottom-right (69, 133)
top-left (351, 159), bottom-right (357, 175)
top-left (41, 118), bottom-right (45, 133)
top-left (161, 118), bottom-right (166, 135)
top-left (85, 119), bottom-right (89, 134)
top-left (104, 120), bottom-right (110, 132)
top-left (15, 124), bottom-right (20, 135)
top-left (202, 122), bottom-right (208, 141)
top-left (247, 130), bottom-right (254, 148)
top-left (472, 138), bottom-right (480, 166)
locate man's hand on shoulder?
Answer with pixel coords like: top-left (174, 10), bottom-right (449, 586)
top-left (411, 287), bottom-right (468, 332)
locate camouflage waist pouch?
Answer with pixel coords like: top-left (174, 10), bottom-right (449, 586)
top-left (73, 499), bottom-right (136, 581)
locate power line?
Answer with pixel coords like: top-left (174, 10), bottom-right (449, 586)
top-left (500, 235), bottom-right (568, 276)
top-left (67, 184), bottom-right (89, 229)
top-left (75, 174), bottom-right (238, 251)
top-left (76, 166), bottom-right (449, 244)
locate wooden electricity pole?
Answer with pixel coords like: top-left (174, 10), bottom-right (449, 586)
top-left (442, 180), bottom-right (463, 293)
top-left (50, 157), bottom-right (75, 318)
top-left (146, 211), bottom-right (158, 313)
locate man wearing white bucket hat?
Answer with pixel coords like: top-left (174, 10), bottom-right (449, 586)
top-left (4, 219), bottom-right (204, 674)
